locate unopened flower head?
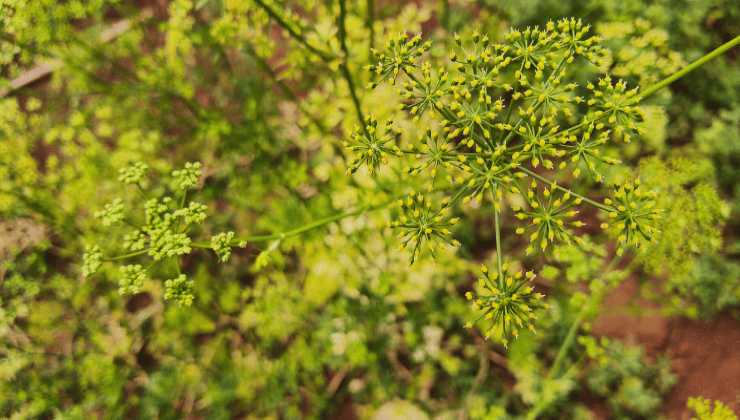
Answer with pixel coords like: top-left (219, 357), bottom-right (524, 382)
top-left (119, 264), bottom-right (147, 295)
top-left (164, 274), bottom-right (194, 307)
top-left (172, 161), bottom-right (202, 190)
top-left (118, 161), bottom-right (148, 185)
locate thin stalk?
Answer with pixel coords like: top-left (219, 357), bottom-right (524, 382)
top-left (439, 0), bottom-right (450, 30)
top-left (638, 34), bottom-right (740, 101)
top-left (492, 190), bottom-right (504, 278)
top-left (204, 184), bottom-right (452, 247)
top-left (104, 249), bottom-right (148, 261)
top-left (366, 0), bottom-right (375, 57)
top-left (546, 309), bottom-right (586, 380)
top-left (231, 196), bottom-right (393, 244)
top-left (338, 0), bottom-right (371, 139)
top-left (525, 256), bottom-right (623, 420)
top-left (517, 167), bottom-right (613, 212)
top-left (243, 42), bottom-right (328, 134)
top-left (253, 0), bottom-right (335, 62)
top-left (122, 196), bottom-right (395, 259)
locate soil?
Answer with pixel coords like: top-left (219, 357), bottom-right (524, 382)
top-left (592, 277), bottom-right (740, 418)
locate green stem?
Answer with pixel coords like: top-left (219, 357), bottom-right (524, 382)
top-left (104, 249), bottom-right (148, 261)
top-left (439, 0), bottom-right (450, 30)
top-left (366, 0), bottom-right (375, 56)
top-left (227, 183), bottom-right (453, 245)
top-left (243, 42), bottom-right (328, 134)
top-left (338, 0), bottom-right (371, 138)
top-left (234, 198), bottom-right (390, 244)
top-left (638, 34), bottom-right (740, 100)
top-left (547, 309), bottom-right (585, 380)
top-left (517, 167), bottom-right (613, 212)
top-left (252, 0), bottom-right (335, 62)
top-left (492, 191), bottom-right (504, 278)
top-left (525, 256), bottom-right (623, 420)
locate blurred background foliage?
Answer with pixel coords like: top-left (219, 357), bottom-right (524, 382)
top-left (0, 0), bottom-right (738, 418)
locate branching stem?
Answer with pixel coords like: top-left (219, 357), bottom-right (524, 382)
top-left (518, 167), bottom-right (612, 212)
top-left (243, 42), bottom-right (328, 134)
top-left (338, 0), bottom-right (371, 138)
top-left (252, 0), bottom-right (335, 62)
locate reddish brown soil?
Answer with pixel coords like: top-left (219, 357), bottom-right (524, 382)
top-left (592, 277), bottom-right (740, 418)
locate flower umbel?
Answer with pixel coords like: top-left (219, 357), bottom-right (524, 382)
top-left (466, 264), bottom-right (546, 347)
top-left (514, 181), bottom-right (585, 254)
top-left (94, 198), bottom-right (125, 227)
top-left (368, 33), bottom-right (430, 86)
top-left (211, 231), bottom-right (243, 262)
top-left (602, 180), bottom-right (660, 255)
top-left (83, 162), bottom-right (222, 306)
top-left (391, 194), bottom-right (460, 263)
top-left (345, 116), bottom-right (401, 174)
top-left (118, 161), bottom-right (148, 185)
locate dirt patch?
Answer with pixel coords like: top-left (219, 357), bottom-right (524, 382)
top-left (660, 315), bottom-right (740, 418)
top-left (592, 277), bottom-right (740, 418)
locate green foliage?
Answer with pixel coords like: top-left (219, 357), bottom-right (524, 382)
top-left (583, 339), bottom-right (676, 419)
top-left (635, 154), bottom-right (731, 317)
top-left (688, 397), bottom-right (738, 420)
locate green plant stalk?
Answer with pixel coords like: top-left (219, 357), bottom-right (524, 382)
top-left (518, 167), bottom-right (613, 212)
top-left (104, 249), bottom-right (148, 261)
top-left (546, 308), bottom-right (586, 380)
top-left (525, 255), bottom-right (623, 420)
top-left (638, 34), bottom-right (740, 100)
top-left (338, 0), bottom-right (371, 139)
top-left (366, 0), bottom-right (375, 55)
top-left (242, 42), bottom-right (328, 134)
top-left (439, 0), bottom-right (450, 30)
top-left (190, 186), bottom-right (452, 253)
top-left (232, 198), bottom-right (391, 244)
top-left (492, 190), bottom-right (504, 278)
top-left (252, 0), bottom-right (335, 62)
